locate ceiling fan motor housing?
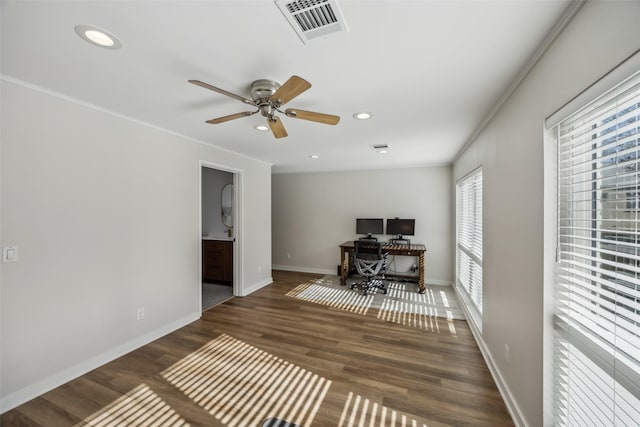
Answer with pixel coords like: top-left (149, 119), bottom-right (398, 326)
top-left (251, 79), bottom-right (282, 118)
top-left (251, 79), bottom-right (281, 102)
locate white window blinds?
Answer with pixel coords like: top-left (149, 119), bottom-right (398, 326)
top-left (553, 71), bottom-right (640, 426)
top-left (456, 169), bottom-right (483, 315)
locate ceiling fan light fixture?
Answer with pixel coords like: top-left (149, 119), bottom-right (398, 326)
top-left (353, 112), bottom-right (372, 120)
top-left (74, 25), bottom-right (122, 49)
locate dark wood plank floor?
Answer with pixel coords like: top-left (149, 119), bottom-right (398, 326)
top-left (1, 270), bottom-right (514, 426)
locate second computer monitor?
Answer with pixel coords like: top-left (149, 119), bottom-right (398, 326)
top-left (386, 218), bottom-right (415, 240)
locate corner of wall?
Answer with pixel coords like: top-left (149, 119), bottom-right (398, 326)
top-left (240, 276), bottom-right (274, 297)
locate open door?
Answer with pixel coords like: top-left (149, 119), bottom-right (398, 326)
top-left (200, 163), bottom-right (240, 311)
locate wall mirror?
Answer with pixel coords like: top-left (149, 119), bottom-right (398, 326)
top-left (221, 183), bottom-right (233, 228)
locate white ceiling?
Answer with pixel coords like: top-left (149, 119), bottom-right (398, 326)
top-left (1, 0), bottom-right (571, 173)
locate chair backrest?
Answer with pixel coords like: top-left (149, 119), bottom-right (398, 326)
top-left (353, 240), bottom-right (385, 277)
top-left (354, 240), bottom-right (383, 261)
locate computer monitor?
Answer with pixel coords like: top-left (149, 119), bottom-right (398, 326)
top-left (386, 218), bottom-right (415, 243)
top-left (356, 218), bottom-right (384, 239)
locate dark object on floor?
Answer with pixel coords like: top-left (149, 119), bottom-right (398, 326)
top-left (260, 417), bottom-right (302, 427)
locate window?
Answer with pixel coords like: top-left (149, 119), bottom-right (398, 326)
top-left (456, 168), bottom-right (483, 325)
top-left (551, 70), bottom-right (640, 426)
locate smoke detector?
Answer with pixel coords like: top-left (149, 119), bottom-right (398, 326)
top-left (275, 0), bottom-right (349, 44)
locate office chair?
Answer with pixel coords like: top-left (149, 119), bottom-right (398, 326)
top-left (351, 240), bottom-right (387, 296)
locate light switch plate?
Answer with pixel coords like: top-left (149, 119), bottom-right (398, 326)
top-left (3, 246), bottom-right (18, 263)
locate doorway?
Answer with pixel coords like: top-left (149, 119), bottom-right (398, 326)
top-left (200, 164), bottom-right (239, 311)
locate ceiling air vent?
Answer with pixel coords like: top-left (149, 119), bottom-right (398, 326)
top-left (275, 0), bottom-right (349, 44)
top-left (371, 144), bottom-right (390, 153)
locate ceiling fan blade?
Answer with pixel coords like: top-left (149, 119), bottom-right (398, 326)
top-left (206, 110), bottom-right (258, 124)
top-left (189, 80), bottom-right (256, 105)
top-left (269, 75), bottom-right (311, 106)
top-left (285, 108), bottom-right (340, 125)
top-left (268, 116), bottom-right (288, 138)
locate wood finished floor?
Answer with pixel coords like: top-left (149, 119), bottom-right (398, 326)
top-left (1, 270), bottom-right (514, 427)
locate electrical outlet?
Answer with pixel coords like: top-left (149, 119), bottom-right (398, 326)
top-left (287, 252), bottom-right (291, 260)
top-left (137, 308), bottom-right (145, 321)
top-left (504, 344), bottom-right (510, 363)
top-left (3, 246), bottom-right (18, 263)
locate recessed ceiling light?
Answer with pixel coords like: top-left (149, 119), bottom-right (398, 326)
top-left (254, 124), bottom-right (270, 131)
top-left (309, 155), bottom-right (320, 159)
top-left (353, 112), bottom-right (372, 120)
top-left (74, 25), bottom-right (122, 49)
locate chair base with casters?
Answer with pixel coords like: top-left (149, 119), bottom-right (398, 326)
top-left (351, 240), bottom-right (388, 296)
top-left (351, 275), bottom-right (387, 296)
top-left (260, 417), bottom-right (302, 427)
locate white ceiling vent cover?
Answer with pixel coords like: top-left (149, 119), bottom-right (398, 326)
top-left (275, 0), bottom-right (349, 44)
top-left (371, 144), bottom-right (390, 153)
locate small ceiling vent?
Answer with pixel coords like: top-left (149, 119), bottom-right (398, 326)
top-left (275, 0), bottom-right (349, 44)
top-left (371, 144), bottom-right (390, 153)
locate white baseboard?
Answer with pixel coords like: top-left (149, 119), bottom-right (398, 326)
top-left (451, 286), bottom-right (528, 427)
top-left (424, 278), bottom-right (453, 286)
top-left (240, 276), bottom-right (274, 296)
top-left (272, 264), bottom-right (336, 275)
top-left (0, 312), bottom-right (201, 414)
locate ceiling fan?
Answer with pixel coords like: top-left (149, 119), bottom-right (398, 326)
top-left (189, 75), bottom-right (340, 138)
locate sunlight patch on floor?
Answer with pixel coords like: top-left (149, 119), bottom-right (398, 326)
top-left (75, 384), bottom-right (188, 427)
top-left (439, 290), bottom-right (450, 308)
top-left (287, 281), bottom-right (373, 315)
top-left (338, 392), bottom-right (428, 427)
top-left (161, 333), bottom-right (331, 427)
top-left (386, 282), bottom-right (429, 302)
top-left (378, 299), bottom-right (439, 332)
top-left (377, 298), bottom-right (457, 335)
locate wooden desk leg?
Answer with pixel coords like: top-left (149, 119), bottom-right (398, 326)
top-left (340, 247), bottom-right (348, 286)
top-left (418, 252), bottom-right (425, 293)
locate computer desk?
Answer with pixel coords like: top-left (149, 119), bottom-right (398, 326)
top-left (339, 240), bottom-right (427, 293)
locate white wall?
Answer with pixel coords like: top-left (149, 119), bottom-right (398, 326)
top-left (201, 167), bottom-right (233, 237)
top-left (0, 80), bottom-right (273, 411)
top-left (272, 166), bottom-right (452, 285)
top-left (452, 2), bottom-right (640, 426)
